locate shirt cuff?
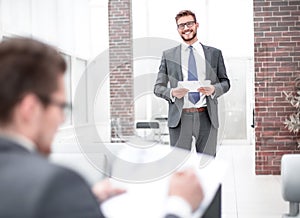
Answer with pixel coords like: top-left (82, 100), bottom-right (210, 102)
top-left (165, 196), bottom-right (192, 218)
top-left (170, 89), bottom-right (176, 102)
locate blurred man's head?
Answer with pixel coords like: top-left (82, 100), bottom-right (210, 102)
top-left (0, 37), bottom-right (67, 155)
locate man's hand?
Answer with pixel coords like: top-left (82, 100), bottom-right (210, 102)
top-left (198, 85), bottom-right (215, 96)
top-left (92, 179), bottom-right (126, 202)
top-left (171, 87), bottom-right (189, 99)
top-left (168, 169), bottom-right (204, 212)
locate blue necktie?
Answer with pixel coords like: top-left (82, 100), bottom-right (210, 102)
top-left (188, 46), bottom-right (200, 104)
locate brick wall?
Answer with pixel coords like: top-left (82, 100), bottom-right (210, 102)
top-left (254, 0), bottom-right (300, 174)
top-left (108, 0), bottom-right (134, 141)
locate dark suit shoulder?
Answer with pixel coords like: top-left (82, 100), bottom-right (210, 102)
top-left (201, 44), bottom-right (221, 53)
top-left (0, 150), bottom-right (103, 218)
top-left (163, 45), bottom-right (181, 56)
top-left (0, 140), bottom-right (88, 190)
top-left (2, 150), bottom-right (73, 179)
top-left (36, 163), bottom-right (103, 218)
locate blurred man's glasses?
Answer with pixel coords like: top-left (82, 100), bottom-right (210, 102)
top-left (38, 95), bottom-right (71, 114)
top-left (177, 21), bottom-right (196, 30)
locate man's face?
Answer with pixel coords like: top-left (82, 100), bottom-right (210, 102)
top-left (177, 15), bottom-right (199, 43)
top-left (35, 74), bottom-right (66, 155)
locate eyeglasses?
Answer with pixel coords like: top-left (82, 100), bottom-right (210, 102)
top-left (177, 21), bottom-right (196, 30)
top-left (38, 95), bottom-right (72, 113)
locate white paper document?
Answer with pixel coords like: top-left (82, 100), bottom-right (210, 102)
top-left (178, 80), bottom-right (211, 92)
top-left (101, 147), bottom-right (227, 218)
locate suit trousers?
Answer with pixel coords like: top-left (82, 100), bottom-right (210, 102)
top-left (169, 109), bottom-right (218, 157)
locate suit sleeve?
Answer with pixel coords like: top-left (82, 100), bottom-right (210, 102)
top-left (213, 50), bottom-right (230, 98)
top-left (37, 167), bottom-right (105, 218)
top-left (154, 52), bottom-right (173, 103)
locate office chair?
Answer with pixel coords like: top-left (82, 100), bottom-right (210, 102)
top-left (281, 154), bottom-right (300, 218)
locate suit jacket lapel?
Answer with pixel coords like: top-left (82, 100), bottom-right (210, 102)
top-left (201, 44), bottom-right (212, 79)
top-left (0, 137), bottom-right (30, 154)
top-left (174, 45), bottom-right (183, 81)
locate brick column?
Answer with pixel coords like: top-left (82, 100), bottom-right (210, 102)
top-left (254, 0), bottom-right (300, 174)
top-left (108, 0), bottom-right (134, 141)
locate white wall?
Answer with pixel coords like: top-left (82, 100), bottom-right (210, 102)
top-left (0, 0), bottom-right (2, 38)
top-left (132, 0), bottom-right (253, 58)
top-left (1, 0), bottom-right (108, 59)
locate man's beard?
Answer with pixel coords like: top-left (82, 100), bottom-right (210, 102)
top-left (181, 31), bottom-right (197, 42)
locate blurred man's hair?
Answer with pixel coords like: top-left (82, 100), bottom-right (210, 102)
top-left (0, 37), bottom-right (66, 124)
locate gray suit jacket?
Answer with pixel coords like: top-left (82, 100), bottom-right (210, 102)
top-left (154, 44), bottom-right (230, 128)
top-left (0, 138), bottom-right (104, 218)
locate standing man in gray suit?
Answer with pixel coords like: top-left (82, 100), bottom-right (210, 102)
top-left (0, 37), bottom-right (203, 218)
top-left (154, 10), bottom-right (230, 156)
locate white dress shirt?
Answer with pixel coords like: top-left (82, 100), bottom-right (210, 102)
top-left (165, 196), bottom-right (193, 218)
top-left (171, 40), bottom-right (208, 108)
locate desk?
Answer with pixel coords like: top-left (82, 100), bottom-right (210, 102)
top-left (101, 146), bottom-right (226, 218)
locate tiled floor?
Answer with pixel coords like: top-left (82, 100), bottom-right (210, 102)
top-left (217, 145), bottom-right (288, 218)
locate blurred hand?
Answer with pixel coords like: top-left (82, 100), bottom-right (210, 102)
top-left (171, 87), bottom-right (189, 99)
top-left (168, 169), bottom-right (204, 212)
top-left (92, 179), bottom-right (126, 202)
top-left (198, 85), bottom-right (215, 96)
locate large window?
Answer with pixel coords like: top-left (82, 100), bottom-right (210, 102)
top-left (60, 52), bottom-right (88, 127)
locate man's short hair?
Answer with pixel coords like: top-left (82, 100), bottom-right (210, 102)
top-left (0, 37), bottom-right (66, 124)
top-left (175, 10), bottom-right (197, 23)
